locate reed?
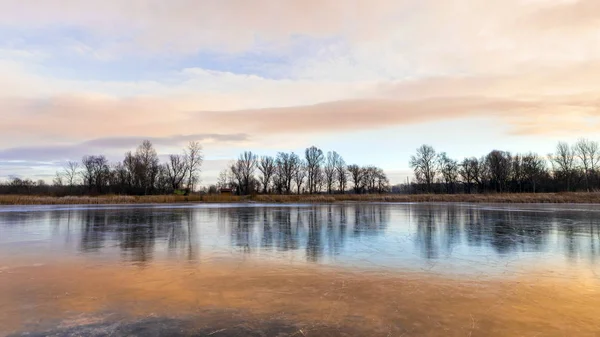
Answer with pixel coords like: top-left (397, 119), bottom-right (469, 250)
top-left (2, 192), bottom-right (600, 205)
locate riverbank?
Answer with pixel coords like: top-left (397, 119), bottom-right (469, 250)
top-left (2, 192), bottom-right (600, 205)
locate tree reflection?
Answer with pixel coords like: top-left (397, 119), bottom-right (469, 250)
top-left (221, 204), bottom-right (388, 262)
top-left (261, 209), bottom-right (273, 249)
top-left (71, 208), bottom-right (199, 265)
top-left (1, 204), bottom-right (600, 269)
top-left (415, 207), bottom-right (438, 259)
top-left (80, 211), bottom-right (107, 252)
top-left (230, 208), bottom-right (254, 253)
top-left (443, 207), bottom-right (461, 255)
top-left (413, 206), bottom-right (557, 259)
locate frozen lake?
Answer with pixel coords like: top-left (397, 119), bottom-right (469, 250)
top-left (1, 203), bottom-right (599, 336)
top-left (1, 203), bottom-right (599, 277)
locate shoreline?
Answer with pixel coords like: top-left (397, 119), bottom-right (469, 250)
top-left (3, 192), bottom-right (600, 205)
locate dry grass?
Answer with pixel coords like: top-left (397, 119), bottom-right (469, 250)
top-left (2, 192), bottom-right (600, 205)
top-left (253, 192), bottom-right (600, 204)
top-left (0, 194), bottom-right (239, 205)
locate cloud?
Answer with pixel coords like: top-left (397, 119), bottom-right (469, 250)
top-left (3, 70), bottom-right (600, 144)
top-left (0, 133), bottom-right (249, 162)
top-left (81, 133), bottom-right (249, 148)
top-left (0, 146), bottom-right (85, 162)
top-left (1, 0), bottom-right (592, 67)
top-left (527, 0), bottom-right (600, 30)
top-left (191, 97), bottom-right (509, 133)
top-left (2, 0), bottom-right (600, 182)
top-left (0, 0), bottom-right (404, 55)
top-left (2, 76), bottom-right (600, 149)
top-left (190, 95), bottom-right (600, 137)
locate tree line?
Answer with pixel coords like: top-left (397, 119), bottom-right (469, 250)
top-left (0, 142), bottom-right (390, 196)
top-left (408, 139), bottom-right (600, 194)
top-left (214, 146), bottom-right (389, 195)
top-left (3, 138), bottom-right (600, 196)
top-left (0, 140), bottom-right (203, 196)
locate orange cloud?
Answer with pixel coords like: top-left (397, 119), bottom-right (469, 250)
top-left (527, 0), bottom-right (600, 30)
top-left (2, 0), bottom-right (600, 147)
top-left (2, 92), bottom-right (599, 146)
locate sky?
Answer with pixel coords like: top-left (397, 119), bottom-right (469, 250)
top-left (1, 0), bottom-right (599, 185)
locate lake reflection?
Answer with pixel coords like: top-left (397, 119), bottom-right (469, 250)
top-left (1, 203), bottom-right (599, 275)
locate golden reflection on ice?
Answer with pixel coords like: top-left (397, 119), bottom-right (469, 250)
top-left (1, 261), bottom-right (599, 336)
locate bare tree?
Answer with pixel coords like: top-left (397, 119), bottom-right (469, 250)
top-left (511, 154), bottom-right (525, 192)
top-left (575, 138), bottom-right (599, 192)
top-left (550, 142), bottom-right (575, 192)
top-left (410, 145), bottom-right (437, 193)
top-left (123, 151), bottom-right (137, 190)
top-left (305, 146), bottom-right (324, 194)
top-left (459, 157), bottom-right (477, 194)
top-left (81, 155), bottom-right (110, 193)
top-left (63, 161), bottom-right (80, 187)
top-left (231, 151), bottom-right (258, 195)
top-left (217, 167), bottom-right (234, 189)
top-left (485, 150), bottom-right (512, 193)
top-left (315, 167), bottom-right (325, 193)
top-left (363, 166), bottom-right (377, 192)
top-left (361, 166), bottom-right (389, 193)
top-left (112, 162), bottom-right (128, 191)
top-left (274, 152), bottom-right (301, 194)
top-left (522, 152), bottom-right (547, 193)
top-left (258, 155), bottom-right (276, 193)
top-left (375, 168), bottom-right (389, 193)
top-left (293, 160), bottom-right (307, 194)
top-left (324, 151), bottom-right (339, 194)
top-left (135, 140), bottom-right (160, 195)
top-left (347, 164), bottom-right (364, 194)
top-left (164, 154), bottom-right (188, 191)
top-left (334, 155), bottom-right (347, 193)
top-left (81, 155), bottom-right (94, 191)
top-left (7, 177), bottom-right (35, 194)
top-left (53, 172), bottom-right (64, 187)
top-left (275, 153), bottom-right (290, 194)
top-left (438, 152), bottom-right (459, 194)
top-left (289, 153), bottom-right (302, 193)
top-left (474, 156), bottom-right (488, 192)
top-left (185, 141), bottom-right (203, 193)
